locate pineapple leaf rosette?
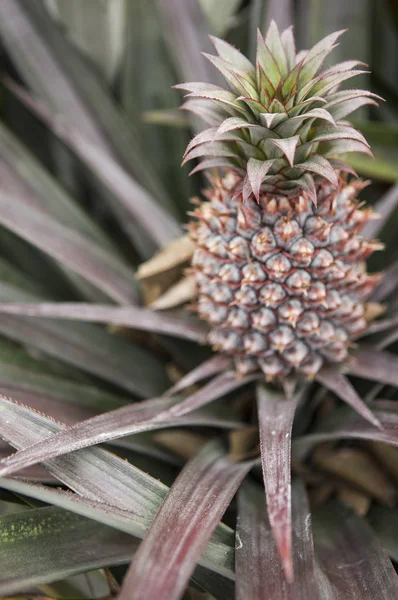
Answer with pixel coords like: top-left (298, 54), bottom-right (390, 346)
top-left (177, 22), bottom-right (383, 381)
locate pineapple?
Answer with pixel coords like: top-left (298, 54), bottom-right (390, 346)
top-left (177, 23), bottom-right (382, 380)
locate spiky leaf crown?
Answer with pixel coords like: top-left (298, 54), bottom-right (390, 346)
top-left (176, 22), bottom-right (381, 204)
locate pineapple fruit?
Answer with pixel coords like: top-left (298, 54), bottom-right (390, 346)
top-left (177, 23), bottom-right (382, 381)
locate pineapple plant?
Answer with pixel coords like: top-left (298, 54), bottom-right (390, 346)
top-left (0, 2), bottom-right (397, 599)
top-left (178, 23), bottom-right (382, 381)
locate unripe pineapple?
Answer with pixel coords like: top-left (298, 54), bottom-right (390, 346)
top-left (177, 22), bottom-right (383, 380)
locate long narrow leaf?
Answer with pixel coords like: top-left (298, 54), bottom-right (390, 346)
top-left (166, 355), bottom-right (233, 396)
top-left (313, 501), bottom-right (398, 598)
top-left (0, 0), bottom-right (175, 214)
top-left (369, 505), bottom-right (398, 564)
top-left (293, 400), bottom-right (398, 459)
top-left (118, 441), bottom-right (252, 600)
top-left (363, 184), bottom-right (398, 239)
top-left (256, 385), bottom-right (299, 583)
top-left (156, 0), bottom-right (222, 85)
top-left (0, 371), bottom-right (253, 477)
top-left (0, 191), bottom-right (137, 305)
top-left (371, 260), bottom-right (398, 303)
top-left (235, 479), bottom-right (320, 600)
top-left (0, 477), bottom-right (235, 583)
top-left (0, 122), bottom-right (114, 249)
top-left (4, 77), bottom-right (182, 248)
top-left (0, 506), bottom-right (137, 596)
top-left (0, 302), bottom-right (207, 343)
top-left (0, 315), bottom-right (169, 397)
top-left (347, 348), bottom-right (398, 387)
top-left (316, 366), bottom-right (382, 429)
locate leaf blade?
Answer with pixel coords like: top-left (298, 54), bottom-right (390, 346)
top-left (118, 441), bottom-right (251, 600)
top-left (256, 384), bottom-right (299, 583)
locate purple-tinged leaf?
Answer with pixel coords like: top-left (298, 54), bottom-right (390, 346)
top-left (118, 441), bottom-right (252, 600)
top-left (294, 156), bottom-right (339, 187)
top-left (363, 184), bottom-right (398, 240)
top-left (184, 126), bottom-right (244, 156)
top-left (0, 400), bottom-right (237, 581)
top-left (0, 0), bottom-right (173, 216)
top-left (371, 260), bottom-right (398, 303)
top-left (210, 36), bottom-right (255, 74)
top-left (183, 141), bottom-right (239, 165)
top-left (0, 191), bottom-right (137, 305)
top-left (293, 400), bottom-right (398, 459)
top-left (0, 448), bottom-right (55, 482)
top-left (0, 315), bottom-right (168, 398)
top-left (0, 371), bottom-right (255, 477)
top-left (0, 506), bottom-right (138, 596)
top-left (269, 137), bottom-right (299, 167)
top-left (0, 302), bottom-right (207, 343)
top-left (316, 366), bottom-right (383, 430)
top-left (329, 97), bottom-right (378, 121)
top-left (356, 315), bottom-right (398, 338)
top-left (217, 117), bottom-right (261, 134)
top-left (181, 98), bottom-right (224, 126)
top-left (368, 505), bottom-right (398, 564)
top-left (165, 355), bottom-right (233, 397)
top-left (347, 348), bottom-right (398, 387)
top-left (313, 501), bottom-right (398, 599)
top-left (309, 124), bottom-right (370, 147)
top-left (322, 139), bottom-right (374, 158)
top-left (0, 475), bottom-right (235, 583)
top-left (156, 0), bottom-right (223, 85)
top-left (308, 69), bottom-right (370, 100)
top-left (246, 158), bottom-right (275, 201)
top-left (236, 479), bottom-right (320, 600)
top-left (298, 30), bottom-right (345, 85)
top-left (328, 158), bottom-right (358, 177)
top-left (292, 108), bottom-right (336, 125)
top-left (189, 157), bottom-right (243, 175)
top-left (256, 384), bottom-right (299, 583)
top-left (3, 78), bottom-right (182, 249)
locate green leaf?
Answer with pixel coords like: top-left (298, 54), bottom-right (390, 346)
top-left (200, 0), bottom-right (241, 36)
top-left (45, 0), bottom-right (125, 82)
top-left (121, 0), bottom-right (193, 218)
top-left (0, 399), bottom-right (236, 578)
top-left (0, 506), bottom-right (137, 596)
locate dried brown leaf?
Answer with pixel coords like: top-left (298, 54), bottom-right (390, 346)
top-left (150, 276), bottom-right (197, 309)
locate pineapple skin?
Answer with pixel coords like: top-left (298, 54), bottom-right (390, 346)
top-left (190, 172), bottom-right (381, 380)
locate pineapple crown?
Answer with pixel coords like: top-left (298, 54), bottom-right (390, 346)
top-left (176, 22), bottom-right (382, 204)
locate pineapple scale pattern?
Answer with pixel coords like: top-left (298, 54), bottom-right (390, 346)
top-left (190, 173), bottom-right (381, 380)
